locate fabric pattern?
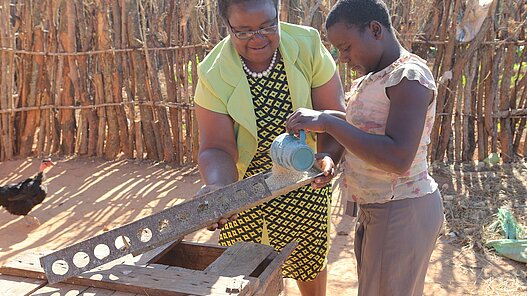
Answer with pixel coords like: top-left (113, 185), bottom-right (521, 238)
top-left (218, 59), bottom-right (331, 281)
top-left (343, 50), bottom-right (438, 204)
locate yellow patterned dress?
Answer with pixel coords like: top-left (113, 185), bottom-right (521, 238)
top-left (218, 57), bottom-right (332, 281)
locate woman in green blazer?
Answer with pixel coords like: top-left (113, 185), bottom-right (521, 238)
top-left (195, 1), bottom-right (345, 295)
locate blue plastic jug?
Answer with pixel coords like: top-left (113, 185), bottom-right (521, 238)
top-left (270, 130), bottom-right (315, 172)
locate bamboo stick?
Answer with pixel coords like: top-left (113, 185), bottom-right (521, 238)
top-left (50, 107), bottom-right (61, 155)
top-left (134, 118), bottom-right (144, 159)
top-left (518, 85), bottom-right (527, 158)
top-left (489, 48), bottom-right (503, 153)
top-left (4, 40), bottom-right (527, 57)
top-left (496, 0), bottom-right (516, 161)
top-left (111, 0), bottom-right (132, 159)
top-left (431, 0), bottom-right (452, 79)
top-left (127, 0), bottom-right (159, 160)
top-left (514, 77), bottom-right (527, 156)
top-left (94, 0), bottom-right (119, 159)
top-left (43, 107), bottom-right (52, 157)
top-left (0, 0), bottom-right (9, 160)
top-left (36, 92), bottom-right (50, 157)
top-left (138, 3), bottom-right (164, 162)
top-left (461, 54), bottom-right (477, 160)
top-left (141, 2), bottom-right (174, 163)
top-left (75, 1), bottom-right (99, 157)
top-left (59, 0), bottom-right (78, 156)
top-left (184, 49), bottom-right (192, 164)
top-left (499, 44), bottom-right (516, 161)
top-left (15, 1), bottom-right (32, 155)
top-left (175, 15), bottom-right (185, 165)
top-left (94, 73), bottom-right (107, 157)
top-left (430, 0), bottom-right (454, 161)
top-left (191, 47), bottom-right (202, 161)
top-left (454, 68), bottom-right (462, 162)
top-left (511, 45), bottom-right (526, 154)
top-left (165, 1), bottom-right (181, 163)
top-left (38, 0), bottom-right (58, 158)
top-left (513, 69), bottom-right (527, 155)
top-left (19, 4), bottom-right (47, 156)
top-left (463, 54), bottom-right (478, 161)
top-left (6, 0), bottom-right (15, 160)
top-left (432, 0), bottom-right (462, 161)
top-left (119, 0), bottom-right (138, 158)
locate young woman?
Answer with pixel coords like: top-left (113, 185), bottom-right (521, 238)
top-left (287, 1), bottom-right (444, 295)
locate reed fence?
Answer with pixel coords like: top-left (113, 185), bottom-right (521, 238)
top-left (0, 0), bottom-right (206, 165)
top-left (0, 0), bottom-right (526, 164)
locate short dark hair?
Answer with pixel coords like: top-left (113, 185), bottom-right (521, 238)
top-left (218, 0), bottom-right (280, 25)
top-left (326, 0), bottom-right (392, 32)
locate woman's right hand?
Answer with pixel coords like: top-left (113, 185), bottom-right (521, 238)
top-left (196, 184), bottom-right (239, 231)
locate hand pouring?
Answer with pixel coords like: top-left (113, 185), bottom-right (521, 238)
top-left (270, 130), bottom-right (315, 171)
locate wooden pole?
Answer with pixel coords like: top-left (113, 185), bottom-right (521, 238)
top-left (430, 0), bottom-right (454, 161)
top-left (111, 0), bottom-right (133, 159)
top-left (141, 1), bottom-right (174, 162)
top-left (19, 2), bottom-right (46, 157)
top-left (59, 0), bottom-right (80, 156)
top-left (0, 0), bottom-right (14, 160)
top-left (75, 1), bottom-right (99, 157)
top-left (118, 0), bottom-right (137, 158)
top-left (463, 54), bottom-right (478, 161)
top-left (126, 0), bottom-right (159, 160)
top-left (95, 0), bottom-right (120, 159)
top-left (433, 0), bottom-right (462, 162)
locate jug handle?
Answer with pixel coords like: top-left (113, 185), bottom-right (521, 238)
top-left (299, 130), bottom-right (306, 144)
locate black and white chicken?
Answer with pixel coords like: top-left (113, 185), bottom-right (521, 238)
top-left (0, 159), bottom-right (54, 225)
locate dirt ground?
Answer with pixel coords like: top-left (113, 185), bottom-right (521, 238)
top-left (0, 157), bottom-right (526, 295)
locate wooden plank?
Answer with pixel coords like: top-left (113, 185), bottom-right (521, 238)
top-left (132, 240), bottom-right (182, 266)
top-left (29, 282), bottom-right (89, 295)
top-left (109, 292), bottom-right (138, 296)
top-left (155, 241), bottom-right (227, 270)
top-left (0, 252), bottom-right (50, 280)
top-left (204, 242), bottom-right (275, 277)
top-left (164, 266), bottom-right (257, 296)
top-left (0, 252), bottom-right (137, 280)
top-left (145, 263), bottom-right (169, 270)
top-left (1, 252), bottom-right (256, 296)
top-left (255, 241), bottom-right (297, 296)
top-left (80, 286), bottom-right (123, 296)
top-left (0, 274), bottom-right (47, 296)
top-left (68, 264), bottom-right (255, 296)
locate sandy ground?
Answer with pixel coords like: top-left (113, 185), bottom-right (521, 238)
top-left (0, 157), bottom-right (525, 295)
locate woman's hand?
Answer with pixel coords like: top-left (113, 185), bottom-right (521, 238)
top-left (206, 214), bottom-right (238, 231)
top-left (286, 108), bottom-right (327, 134)
top-left (196, 184), bottom-right (238, 231)
top-left (312, 153), bottom-right (336, 189)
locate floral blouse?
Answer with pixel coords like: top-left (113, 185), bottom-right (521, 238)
top-left (342, 50), bottom-right (438, 204)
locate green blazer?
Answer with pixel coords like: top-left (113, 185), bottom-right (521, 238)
top-left (195, 22), bottom-right (336, 179)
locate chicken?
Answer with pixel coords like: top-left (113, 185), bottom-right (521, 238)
top-left (0, 159), bottom-right (54, 225)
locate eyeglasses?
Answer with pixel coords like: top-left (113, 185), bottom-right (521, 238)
top-left (228, 20), bottom-right (279, 40)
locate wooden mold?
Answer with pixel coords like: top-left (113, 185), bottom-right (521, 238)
top-left (0, 240), bottom-right (296, 296)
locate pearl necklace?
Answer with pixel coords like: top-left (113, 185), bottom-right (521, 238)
top-left (241, 49), bottom-right (278, 79)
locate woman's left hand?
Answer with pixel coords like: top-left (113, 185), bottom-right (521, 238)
top-left (312, 153), bottom-right (335, 189)
top-left (286, 108), bottom-right (327, 134)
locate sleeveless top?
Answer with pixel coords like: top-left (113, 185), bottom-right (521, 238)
top-left (342, 50), bottom-right (438, 204)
